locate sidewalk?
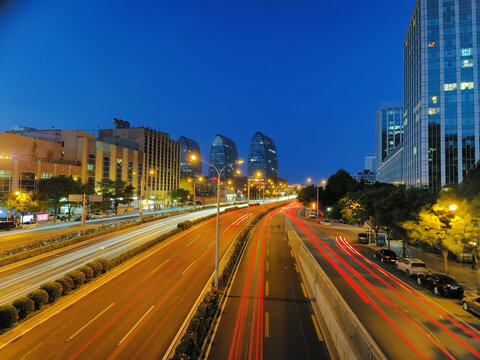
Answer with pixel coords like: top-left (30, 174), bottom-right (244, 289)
top-left (373, 240), bottom-right (479, 295)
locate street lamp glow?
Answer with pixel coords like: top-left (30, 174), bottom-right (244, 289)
top-left (149, 169), bottom-right (155, 175)
top-left (449, 204), bottom-right (458, 211)
top-left (307, 177), bottom-right (312, 184)
top-left (190, 154), bottom-right (197, 161)
top-left (237, 159), bottom-right (244, 164)
top-left (256, 171), bottom-right (262, 177)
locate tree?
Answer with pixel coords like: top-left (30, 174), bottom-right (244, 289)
top-left (338, 196), bottom-right (367, 224)
top-left (37, 175), bottom-right (93, 220)
top-left (402, 196), bottom-right (478, 273)
top-left (96, 179), bottom-right (134, 211)
top-left (170, 188), bottom-right (190, 204)
top-left (4, 191), bottom-right (48, 217)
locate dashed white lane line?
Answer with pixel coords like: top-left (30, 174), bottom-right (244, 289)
top-left (151, 258), bottom-right (171, 274)
top-left (68, 302), bottom-right (115, 340)
top-left (182, 260), bottom-right (196, 275)
top-left (118, 305), bottom-right (154, 345)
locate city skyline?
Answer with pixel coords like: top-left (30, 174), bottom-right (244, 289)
top-left (0, 1), bottom-right (415, 183)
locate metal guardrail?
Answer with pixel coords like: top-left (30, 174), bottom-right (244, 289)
top-left (286, 219), bottom-right (386, 360)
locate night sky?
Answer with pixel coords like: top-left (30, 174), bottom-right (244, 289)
top-left (0, 1), bottom-right (415, 183)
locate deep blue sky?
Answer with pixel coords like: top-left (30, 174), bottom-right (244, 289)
top-left (0, 0), bottom-right (415, 183)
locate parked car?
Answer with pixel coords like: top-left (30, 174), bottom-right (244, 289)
top-left (74, 214), bottom-right (91, 221)
top-left (357, 233), bottom-right (369, 244)
top-left (462, 296), bottom-right (480, 316)
top-left (0, 221), bottom-right (16, 231)
top-left (456, 252), bottom-right (474, 263)
top-left (417, 272), bottom-right (464, 297)
top-left (373, 249), bottom-right (399, 263)
top-left (309, 211), bottom-right (316, 219)
top-left (395, 258), bottom-right (428, 277)
top-left (21, 221), bottom-right (39, 229)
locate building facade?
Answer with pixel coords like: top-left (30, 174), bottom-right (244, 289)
top-left (99, 127), bottom-right (180, 198)
top-left (353, 170), bottom-right (376, 183)
top-left (208, 134), bottom-right (239, 180)
top-left (404, 0), bottom-right (480, 191)
top-left (0, 130), bottom-right (144, 195)
top-left (376, 106), bottom-right (403, 173)
top-left (247, 132), bottom-right (279, 179)
top-left (364, 154), bottom-right (377, 173)
top-left (377, 146), bottom-right (404, 184)
top-left (178, 136), bottom-right (202, 177)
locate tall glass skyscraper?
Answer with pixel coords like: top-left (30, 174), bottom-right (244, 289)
top-left (178, 136), bottom-right (201, 177)
top-left (208, 134), bottom-right (239, 179)
top-left (247, 132), bottom-right (278, 179)
top-left (404, 0), bottom-right (479, 192)
top-left (376, 106), bottom-right (403, 172)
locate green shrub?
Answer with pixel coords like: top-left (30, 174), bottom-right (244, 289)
top-left (12, 297), bottom-right (35, 319)
top-left (26, 289), bottom-right (49, 310)
top-left (55, 277), bottom-right (73, 295)
top-left (78, 266), bottom-right (94, 281)
top-left (86, 261), bottom-right (103, 277)
top-left (0, 305), bottom-right (18, 329)
top-left (66, 270), bottom-right (86, 289)
top-left (96, 257), bottom-right (110, 273)
top-left (40, 282), bottom-right (63, 303)
top-left (177, 220), bottom-right (193, 230)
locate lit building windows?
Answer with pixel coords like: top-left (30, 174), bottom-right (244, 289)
top-left (428, 41), bottom-right (436, 47)
top-left (40, 173), bottom-right (53, 179)
top-left (431, 96), bottom-right (438, 104)
top-left (461, 48), bottom-right (473, 56)
top-left (460, 82), bottom-right (474, 90)
top-left (428, 108), bottom-right (440, 115)
top-left (462, 59), bottom-right (473, 68)
top-left (444, 83), bottom-right (457, 91)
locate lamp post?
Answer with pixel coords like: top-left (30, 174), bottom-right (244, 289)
top-left (248, 171), bottom-right (263, 224)
top-left (188, 176), bottom-right (203, 209)
top-left (190, 154), bottom-right (243, 288)
top-left (6, 191), bottom-right (20, 221)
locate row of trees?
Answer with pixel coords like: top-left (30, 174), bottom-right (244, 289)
top-left (297, 167), bottom-right (480, 273)
top-left (0, 176), bottom-right (135, 220)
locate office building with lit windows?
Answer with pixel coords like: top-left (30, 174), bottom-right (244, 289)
top-left (178, 136), bottom-right (202, 177)
top-left (247, 132), bottom-right (279, 179)
top-left (208, 134), bottom-right (239, 180)
top-left (376, 106), bottom-right (403, 172)
top-left (404, 0), bottom-right (480, 191)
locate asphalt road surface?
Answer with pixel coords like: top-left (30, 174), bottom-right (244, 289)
top-left (208, 203), bottom-right (329, 360)
top-left (287, 205), bottom-right (480, 360)
top-left (0, 205), bottom-right (259, 305)
top-left (0, 205), bottom-right (268, 360)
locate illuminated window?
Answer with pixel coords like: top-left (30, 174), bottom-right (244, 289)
top-left (461, 48), bottom-right (473, 56)
top-left (462, 59), bottom-right (473, 68)
top-left (431, 96), bottom-right (438, 104)
top-left (428, 41), bottom-right (436, 47)
top-left (444, 83), bottom-right (457, 91)
top-left (428, 108), bottom-right (440, 115)
top-left (41, 173), bottom-right (53, 179)
top-left (414, 147), bottom-right (417, 155)
top-left (460, 82), bottom-right (474, 90)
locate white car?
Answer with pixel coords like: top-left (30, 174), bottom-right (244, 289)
top-left (395, 258), bottom-right (428, 277)
top-left (21, 221), bottom-right (39, 229)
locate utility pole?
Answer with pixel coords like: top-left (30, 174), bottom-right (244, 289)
top-left (81, 194), bottom-right (87, 227)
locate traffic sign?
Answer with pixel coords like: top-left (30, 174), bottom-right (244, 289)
top-left (68, 194), bottom-right (83, 202)
top-left (88, 195), bottom-right (103, 202)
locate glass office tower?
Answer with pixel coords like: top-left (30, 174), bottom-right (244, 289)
top-left (178, 136), bottom-right (202, 177)
top-left (376, 106), bottom-right (403, 173)
top-left (208, 134), bottom-right (239, 179)
top-left (404, 0), bottom-right (479, 192)
top-left (247, 132), bottom-right (279, 179)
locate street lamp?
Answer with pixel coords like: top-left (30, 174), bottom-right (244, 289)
top-left (188, 176), bottom-right (203, 209)
top-left (6, 191), bottom-right (20, 221)
top-left (449, 204), bottom-right (458, 211)
top-left (190, 154), bottom-right (244, 288)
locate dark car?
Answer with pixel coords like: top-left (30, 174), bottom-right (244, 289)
top-left (0, 221), bottom-right (15, 231)
top-left (74, 214), bottom-right (91, 221)
top-left (357, 233), bottom-right (369, 244)
top-left (373, 249), bottom-right (399, 263)
top-left (417, 272), bottom-right (464, 298)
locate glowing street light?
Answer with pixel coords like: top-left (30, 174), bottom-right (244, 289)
top-left (449, 204), bottom-right (458, 211)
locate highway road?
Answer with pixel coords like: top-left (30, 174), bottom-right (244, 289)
top-left (0, 205), bottom-right (261, 305)
top-left (0, 205), bottom-right (268, 359)
top-left (208, 203), bottom-right (329, 360)
top-left (287, 204), bottom-right (480, 360)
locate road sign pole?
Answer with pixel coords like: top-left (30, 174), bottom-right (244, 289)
top-left (81, 194), bottom-right (87, 227)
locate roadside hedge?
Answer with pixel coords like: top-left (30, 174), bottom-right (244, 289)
top-left (86, 261), bottom-right (103, 277)
top-left (77, 266), bottom-right (94, 282)
top-left (96, 257), bottom-right (110, 273)
top-left (12, 298), bottom-right (33, 320)
top-left (177, 221), bottom-right (193, 230)
top-left (40, 282), bottom-right (63, 303)
top-left (66, 270), bottom-right (86, 289)
top-left (55, 277), bottom-right (73, 295)
top-left (27, 289), bottom-right (49, 310)
top-left (0, 305), bottom-right (18, 329)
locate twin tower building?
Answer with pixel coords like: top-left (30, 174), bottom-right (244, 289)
top-left (178, 132), bottom-right (279, 181)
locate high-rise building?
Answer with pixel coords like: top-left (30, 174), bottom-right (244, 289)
top-left (178, 136), bottom-right (202, 177)
top-left (99, 126), bottom-right (180, 198)
top-left (364, 154), bottom-right (377, 173)
top-left (247, 132), bottom-right (279, 179)
top-left (376, 106), bottom-right (403, 173)
top-left (404, 0), bottom-right (480, 191)
top-left (208, 134), bottom-right (239, 179)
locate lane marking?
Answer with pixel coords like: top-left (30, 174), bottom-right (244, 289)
top-left (151, 258), bottom-right (171, 274)
top-left (68, 303), bottom-right (115, 340)
top-left (181, 260), bottom-right (196, 275)
top-left (311, 315), bottom-right (323, 341)
top-left (265, 312), bottom-right (270, 338)
top-left (118, 305), bottom-right (154, 345)
top-left (290, 250), bottom-right (294, 257)
top-left (266, 261), bottom-right (269, 272)
top-left (265, 281), bottom-right (269, 296)
top-left (294, 264), bottom-right (299, 273)
top-left (300, 283), bottom-right (307, 298)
